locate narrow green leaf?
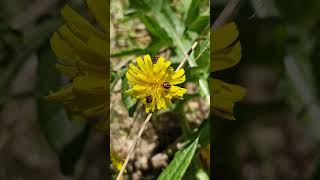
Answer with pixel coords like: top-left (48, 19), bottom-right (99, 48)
top-left (189, 15), bottom-right (209, 33)
top-left (36, 46), bottom-right (86, 152)
top-left (185, 67), bottom-right (209, 82)
top-left (129, 0), bottom-right (163, 12)
top-left (162, 3), bottom-right (185, 37)
top-left (196, 118), bottom-right (210, 146)
top-left (195, 169), bottom-right (210, 180)
top-left (157, 138), bottom-right (199, 180)
top-left (194, 39), bottom-right (210, 69)
top-left (138, 13), bottom-right (171, 42)
top-left (121, 76), bottom-right (137, 116)
top-left (154, 12), bottom-right (197, 66)
top-left (111, 48), bottom-right (146, 57)
top-left (184, 0), bottom-right (201, 26)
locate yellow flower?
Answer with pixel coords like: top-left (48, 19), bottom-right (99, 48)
top-left (47, 0), bottom-right (108, 129)
top-left (110, 145), bottom-right (126, 173)
top-left (126, 55), bottom-right (187, 113)
top-left (211, 22), bottom-right (246, 120)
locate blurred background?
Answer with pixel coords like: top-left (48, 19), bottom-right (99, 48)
top-left (213, 0), bottom-right (320, 180)
top-left (0, 0), bottom-right (107, 179)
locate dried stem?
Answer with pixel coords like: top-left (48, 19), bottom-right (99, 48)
top-left (116, 113), bottom-right (153, 180)
top-left (175, 41), bottom-right (199, 72)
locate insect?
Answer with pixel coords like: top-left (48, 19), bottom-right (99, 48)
top-left (152, 56), bottom-right (159, 64)
top-left (146, 95), bottom-right (153, 103)
top-left (162, 82), bottom-right (171, 89)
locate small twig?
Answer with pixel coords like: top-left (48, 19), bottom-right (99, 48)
top-left (116, 113), bottom-right (153, 180)
top-left (211, 0), bottom-right (241, 31)
top-left (175, 41), bottom-right (199, 72)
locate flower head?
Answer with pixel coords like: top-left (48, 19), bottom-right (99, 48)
top-left (47, 0), bottom-right (108, 130)
top-left (126, 55), bottom-right (187, 113)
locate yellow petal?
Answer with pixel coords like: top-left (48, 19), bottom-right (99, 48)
top-left (211, 42), bottom-right (242, 72)
top-left (170, 75), bottom-right (186, 85)
top-left (58, 25), bottom-right (87, 51)
top-left (129, 63), bottom-right (143, 74)
top-left (83, 103), bottom-right (107, 117)
top-left (171, 69), bottom-right (185, 79)
top-left (86, 0), bottom-right (108, 31)
top-left (73, 75), bottom-right (107, 95)
top-left (133, 85), bottom-right (147, 92)
top-left (61, 5), bottom-right (104, 40)
top-left (50, 32), bottom-right (79, 64)
top-left (211, 78), bottom-right (246, 120)
top-left (46, 86), bottom-right (74, 100)
top-left (136, 56), bottom-right (147, 73)
top-left (144, 54), bottom-right (153, 71)
top-left (154, 57), bottom-right (170, 73)
top-left (168, 86), bottom-right (187, 99)
top-left (87, 36), bottom-right (108, 63)
top-left (212, 22), bottom-right (238, 52)
top-left (126, 71), bottom-right (138, 85)
top-left (211, 78), bottom-right (246, 102)
top-left (110, 145), bottom-right (126, 173)
top-left (56, 64), bottom-right (78, 77)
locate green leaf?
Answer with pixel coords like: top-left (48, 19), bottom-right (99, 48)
top-left (162, 3), bottom-right (185, 37)
top-left (199, 78), bottom-right (210, 104)
top-left (189, 15), bottom-right (209, 33)
top-left (196, 118), bottom-right (210, 146)
top-left (59, 125), bottom-right (89, 175)
top-left (111, 67), bottom-right (127, 91)
top-left (154, 12), bottom-right (196, 66)
top-left (194, 39), bottom-right (210, 69)
top-left (121, 76), bottom-right (137, 116)
top-left (146, 37), bottom-right (169, 55)
top-left (195, 169), bottom-right (210, 180)
top-left (111, 48), bottom-right (146, 57)
top-left (157, 138), bottom-right (199, 180)
top-left (36, 45), bottom-right (86, 152)
top-left (185, 67), bottom-right (209, 82)
top-left (138, 13), bottom-right (171, 41)
top-left (184, 0), bottom-right (201, 26)
top-left (129, 0), bottom-right (164, 12)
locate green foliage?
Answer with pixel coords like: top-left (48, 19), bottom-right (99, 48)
top-left (121, 75), bottom-right (137, 117)
top-left (36, 44), bottom-right (87, 175)
top-left (36, 45), bottom-right (86, 152)
top-left (157, 138), bottom-right (199, 180)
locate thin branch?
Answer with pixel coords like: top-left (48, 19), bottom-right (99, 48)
top-left (211, 0), bottom-right (241, 31)
top-left (116, 113), bottom-right (153, 180)
top-left (175, 41), bottom-right (199, 72)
